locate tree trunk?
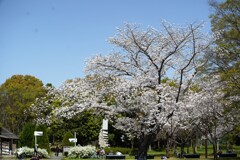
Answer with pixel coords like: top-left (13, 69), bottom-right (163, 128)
top-left (193, 144), bottom-right (196, 154)
top-left (205, 139), bottom-right (208, 158)
top-left (195, 131), bottom-right (198, 153)
top-left (180, 144), bottom-right (185, 158)
top-left (137, 134), bottom-right (153, 160)
top-left (227, 141), bottom-right (229, 151)
top-left (165, 139), bottom-right (170, 158)
top-left (213, 142), bottom-right (218, 160)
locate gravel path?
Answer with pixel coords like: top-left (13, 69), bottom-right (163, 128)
top-left (50, 153), bottom-right (64, 160)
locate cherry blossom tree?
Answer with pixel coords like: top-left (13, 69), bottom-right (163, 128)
top-left (185, 76), bottom-right (239, 160)
top-left (84, 21), bottom-right (210, 159)
top-left (31, 78), bottom-right (104, 144)
top-left (32, 21), bottom-right (211, 159)
top-left (31, 77), bottom-right (100, 124)
top-left (162, 97), bottom-right (198, 158)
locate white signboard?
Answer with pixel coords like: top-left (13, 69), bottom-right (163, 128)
top-left (34, 131), bottom-right (43, 136)
top-left (102, 119), bottom-right (108, 130)
top-left (63, 146), bottom-right (72, 153)
top-left (69, 138), bottom-right (77, 143)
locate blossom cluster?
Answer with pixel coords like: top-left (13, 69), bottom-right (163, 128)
top-left (16, 147), bottom-right (49, 158)
top-left (30, 21), bottom-right (239, 150)
top-left (68, 145), bottom-right (96, 158)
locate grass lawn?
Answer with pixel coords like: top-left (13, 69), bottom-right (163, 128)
top-left (63, 156), bottom-right (240, 160)
top-left (1, 155), bottom-right (240, 160)
top-left (2, 145), bottom-right (240, 160)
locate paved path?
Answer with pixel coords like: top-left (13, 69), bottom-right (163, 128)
top-left (50, 153), bottom-right (64, 160)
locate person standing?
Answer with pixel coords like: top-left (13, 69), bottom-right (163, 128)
top-left (34, 144), bottom-right (38, 156)
top-left (99, 147), bottom-right (105, 159)
top-left (55, 144), bottom-right (60, 156)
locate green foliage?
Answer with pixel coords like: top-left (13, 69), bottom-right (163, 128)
top-left (107, 123), bottom-right (131, 148)
top-left (210, 0), bottom-right (240, 59)
top-left (35, 124), bottom-right (50, 153)
top-left (209, 0), bottom-right (240, 140)
top-left (51, 110), bottom-right (102, 146)
top-left (62, 131), bottom-right (75, 147)
top-left (72, 111), bottom-right (102, 145)
top-left (209, 0), bottom-right (240, 72)
top-left (189, 84), bottom-right (202, 93)
top-left (0, 75), bottom-right (46, 134)
top-left (209, 0), bottom-right (240, 75)
top-left (19, 123), bottom-right (35, 148)
top-left (161, 78), bottom-right (177, 87)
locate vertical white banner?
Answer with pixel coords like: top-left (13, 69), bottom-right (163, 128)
top-left (102, 119), bottom-right (108, 130)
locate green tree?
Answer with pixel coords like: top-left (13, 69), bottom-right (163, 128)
top-left (62, 131), bottom-right (74, 147)
top-left (207, 0), bottom-right (240, 148)
top-left (18, 123), bottom-right (35, 148)
top-left (208, 0), bottom-right (240, 101)
top-left (209, 0), bottom-right (240, 67)
top-left (59, 111), bottom-right (102, 146)
top-left (0, 75), bottom-right (46, 134)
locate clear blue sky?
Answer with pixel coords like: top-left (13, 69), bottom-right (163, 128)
top-left (0, 0), bottom-right (212, 87)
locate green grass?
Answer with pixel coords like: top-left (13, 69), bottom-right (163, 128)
top-left (63, 157), bottom-right (240, 160)
top-left (62, 144), bottom-right (240, 159)
top-left (62, 145), bottom-right (240, 160)
top-left (2, 145), bottom-right (240, 160)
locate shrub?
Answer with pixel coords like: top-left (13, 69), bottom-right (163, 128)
top-left (16, 146), bottom-right (50, 158)
top-left (19, 123), bottom-right (35, 148)
top-left (68, 145), bottom-right (96, 158)
top-left (62, 131), bottom-right (75, 147)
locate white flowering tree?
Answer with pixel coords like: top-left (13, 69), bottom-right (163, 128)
top-left (185, 76), bottom-right (239, 160)
top-left (32, 21), bottom-right (210, 159)
top-left (161, 95), bottom-right (198, 157)
top-left (31, 78), bottom-right (100, 124)
top-left (84, 21), bottom-right (210, 159)
top-left (31, 78), bottom-right (104, 145)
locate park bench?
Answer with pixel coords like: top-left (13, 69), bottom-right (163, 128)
top-left (135, 155), bottom-right (155, 159)
top-left (106, 155), bottom-right (125, 159)
top-left (218, 153), bottom-right (237, 158)
top-left (183, 154), bottom-right (200, 158)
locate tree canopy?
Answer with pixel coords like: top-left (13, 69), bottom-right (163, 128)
top-left (33, 21), bottom-right (211, 159)
top-left (208, 0), bottom-right (240, 108)
top-left (0, 75), bottom-right (46, 134)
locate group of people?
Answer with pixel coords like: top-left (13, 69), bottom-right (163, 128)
top-left (96, 147), bottom-right (105, 158)
top-left (96, 148), bottom-right (124, 158)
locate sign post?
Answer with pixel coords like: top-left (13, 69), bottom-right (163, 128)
top-left (34, 131), bottom-right (43, 149)
top-left (69, 138), bottom-right (77, 143)
top-left (69, 132), bottom-right (77, 146)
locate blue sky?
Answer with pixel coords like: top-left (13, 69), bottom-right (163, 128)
top-left (0, 0), bottom-right (212, 87)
